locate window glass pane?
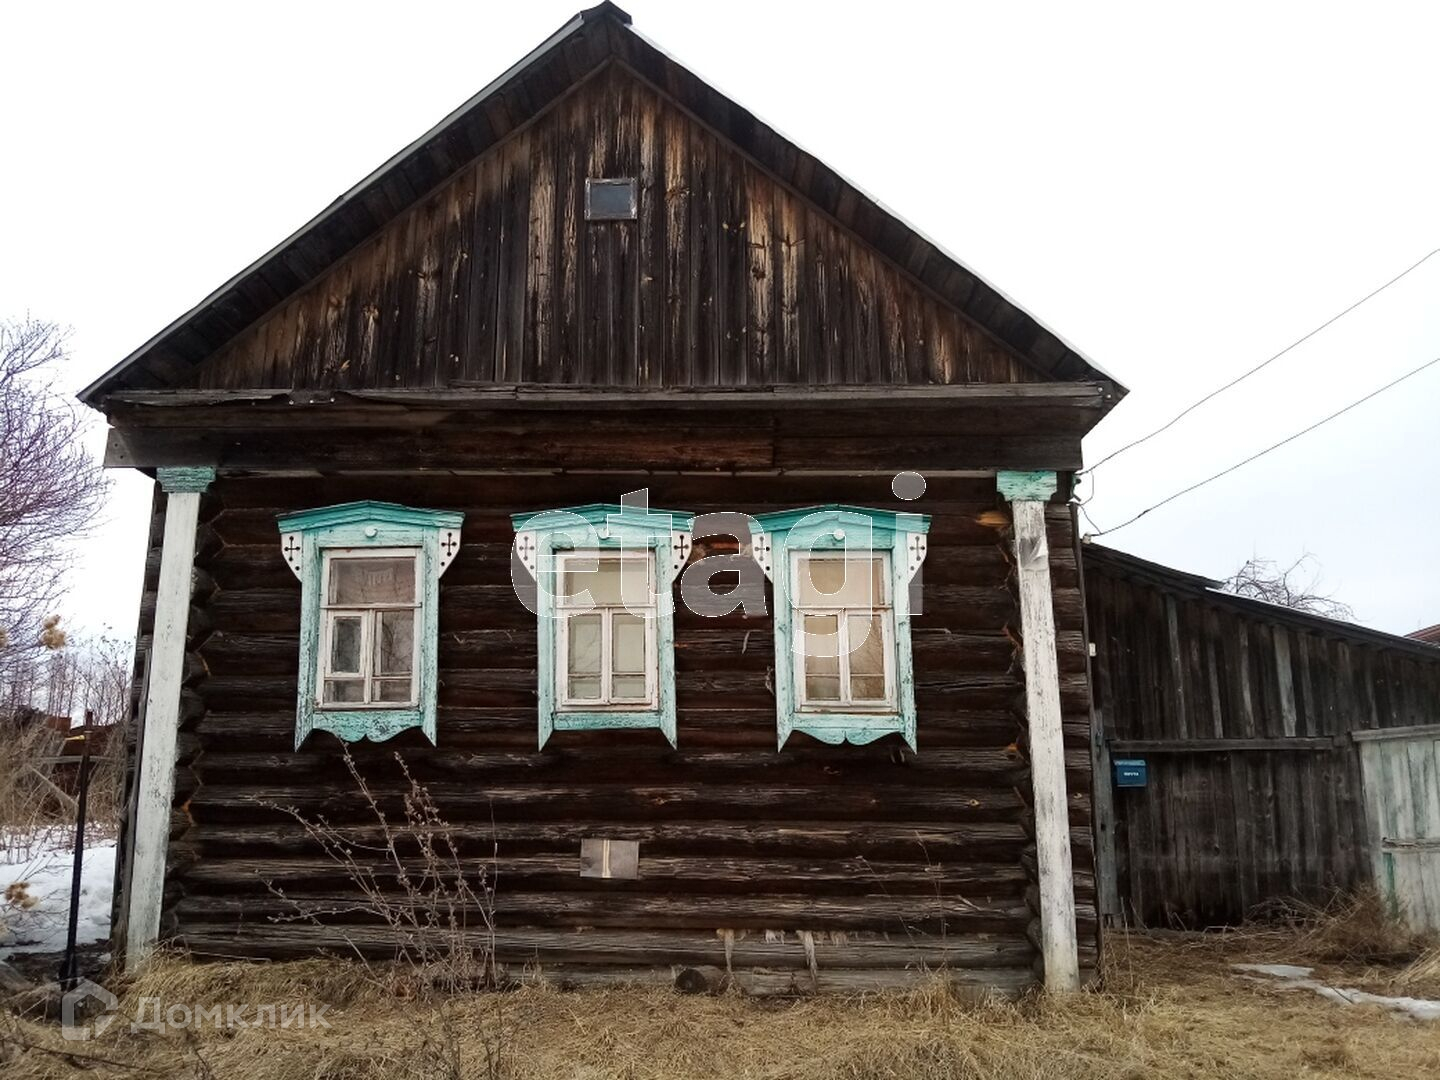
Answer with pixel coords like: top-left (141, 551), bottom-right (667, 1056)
top-left (559, 555), bottom-right (600, 599)
top-left (804, 675), bottom-right (842, 702)
top-left (328, 616), bottom-right (363, 675)
top-left (568, 675), bottom-right (602, 700)
top-left (802, 614), bottom-right (840, 676)
top-left (847, 613), bottom-right (886, 677)
top-left (562, 556), bottom-right (652, 607)
top-left (567, 614), bottom-right (602, 677)
top-left (850, 676), bottom-right (887, 702)
top-left (612, 613), bottom-right (646, 674)
top-left (329, 556), bottom-right (416, 605)
top-left (611, 674), bottom-right (647, 699)
top-left (375, 611), bottom-right (414, 675)
top-left (323, 679), bottom-right (364, 704)
top-left (796, 557), bottom-right (884, 607)
top-left (373, 678), bottom-right (413, 703)
top-left (562, 557), bottom-right (628, 605)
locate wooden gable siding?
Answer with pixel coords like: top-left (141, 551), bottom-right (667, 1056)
top-left (191, 65), bottom-right (1041, 393)
top-left (1084, 554), bottom-right (1440, 928)
top-left (146, 466), bottom-right (1095, 989)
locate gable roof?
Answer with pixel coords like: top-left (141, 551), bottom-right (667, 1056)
top-left (79, 3), bottom-right (1124, 407)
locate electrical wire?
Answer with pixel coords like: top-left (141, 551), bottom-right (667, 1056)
top-left (1082, 247), bottom-right (1440, 477)
top-left (1083, 354), bottom-right (1440, 538)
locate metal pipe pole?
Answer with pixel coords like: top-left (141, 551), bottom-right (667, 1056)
top-left (59, 713), bottom-right (95, 992)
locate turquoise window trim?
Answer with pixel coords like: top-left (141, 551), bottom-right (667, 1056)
top-left (751, 505), bottom-right (930, 752)
top-left (278, 501), bottom-right (464, 749)
top-left (512, 504), bottom-right (695, 750)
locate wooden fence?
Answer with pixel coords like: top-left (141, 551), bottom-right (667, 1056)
top-left (1082, 545), bottom-right (1440, 928)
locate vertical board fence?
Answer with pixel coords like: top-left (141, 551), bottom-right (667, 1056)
top-left (1083, 545), bottom-right (1440, 928)
top-left (1356, 726), bottom-right (1440, 931)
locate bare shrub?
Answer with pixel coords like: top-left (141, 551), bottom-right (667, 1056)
top-left (265, 748), bottom-right (506, 1079)
top-left (0, 631), bottom-right (132, 854)
top-left (0, 722), bottom-right (71, 858)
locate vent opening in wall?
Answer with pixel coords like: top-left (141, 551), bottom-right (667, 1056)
top-left (580, 838), bottom-right (640, 879)
top-left (586, 178), bottom-right (637, 221)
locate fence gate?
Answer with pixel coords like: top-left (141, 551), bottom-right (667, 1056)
top-left (1355, 725), bottom-right (1440, 932)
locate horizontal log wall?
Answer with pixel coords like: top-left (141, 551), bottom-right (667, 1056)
top-left (1085, 555), bottom-right (1440, 927)
top-left (191, 64), bottom-right (1039, 393)
top-left (153, 463), bottom-right (1095, 990)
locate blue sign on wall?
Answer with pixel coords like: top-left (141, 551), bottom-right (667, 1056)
top-left (1113, 758), bottom-right (1148, 788)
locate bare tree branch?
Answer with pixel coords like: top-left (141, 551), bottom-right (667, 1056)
top-left (1220, 553), bottom-right (1355, 621)
top-left (0, 317), bottom-right (109, 707)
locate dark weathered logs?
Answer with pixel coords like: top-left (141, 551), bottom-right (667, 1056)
top-left (144, 469), bottom-right (1097, 985)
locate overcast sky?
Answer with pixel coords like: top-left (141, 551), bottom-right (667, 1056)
top-left (3, 0), bottom-right (1437, 640)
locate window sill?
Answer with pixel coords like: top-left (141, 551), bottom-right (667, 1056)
top-left (781, 711), bottom-right (915, 751)
top-left (547, 708), bottom-right (676, 746)
top-left (309, 707), bottom-right (428, 744)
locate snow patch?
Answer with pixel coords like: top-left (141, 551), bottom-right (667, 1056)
top-left (1, 840), bottom-right (116, 955)
top-left (1233, 963), bottom-right (1315, 980)
top-left (1234, 962), bottom-right (1440, 1021)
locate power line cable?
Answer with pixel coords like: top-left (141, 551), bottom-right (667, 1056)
top-left (1083, 247), bottom-right (1440, 477)
top-left (1083, 354), bottom-right (1440, 539)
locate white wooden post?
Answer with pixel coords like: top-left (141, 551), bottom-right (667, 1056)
top-left (997, 470), bottom-right (1080, 991)
top-left (125, 465), bottom-right (213, 969)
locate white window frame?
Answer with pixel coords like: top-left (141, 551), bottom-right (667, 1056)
top-left (791, 550), bottom-right (897, 712)
top-left (554, 549), bottom-right (659, 711)
top-left (318, 547), bottom-right (422, 710)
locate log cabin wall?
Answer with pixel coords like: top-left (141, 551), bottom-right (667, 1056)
top-left (1084, 546), bottom-right (1440, 928)
top-left (90, 5), bottom-right (1122, 991)
top-left (188, 65), bottom-right (1042, 394)
top-left (147, 439), bottom-right (1096, 993)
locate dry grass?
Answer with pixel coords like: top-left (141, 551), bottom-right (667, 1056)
top-left (1239, 889), bottom-right (1435, 965)
top-left (3, 928), bottom-right (1440, 1080)
top-left (1173, 889), bottom-right (1440, 1001)
top-left (1397, 948), bottom-right (1440, 995)
top-left (0, 720), bottom-right (123, 863)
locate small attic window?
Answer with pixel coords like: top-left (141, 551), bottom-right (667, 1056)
top-left (586, 178), bottom-right (637, 221)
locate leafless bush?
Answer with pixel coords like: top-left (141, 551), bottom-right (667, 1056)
top-left (0, 722), bottom-right (71, 858)
top-left (0, 317), bottom-right (109, 709)
top-left (0, 629), bottom-right (132, 857)
top-left (39, 632), bottom-right (133, 730)
top-left (265, 749), bottom-right (506, 1078)
top-left (1220, 554), bottom-right (1354, 620)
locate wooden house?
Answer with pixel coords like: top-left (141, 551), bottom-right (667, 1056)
top-left (1084, 544), bottom-right (1440, 932)
top-left (83, 4), bottom-right (1126, 995)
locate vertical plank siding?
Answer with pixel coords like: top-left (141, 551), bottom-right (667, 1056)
top-left (144, 465), bottom-right (1094, 988)
top-left (1358, 734), bottom-right (1440, 931)
top-left (1085, 549), bottom-right (1440, 927)
top-left (191, 66), bottom-right (1038, 393)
